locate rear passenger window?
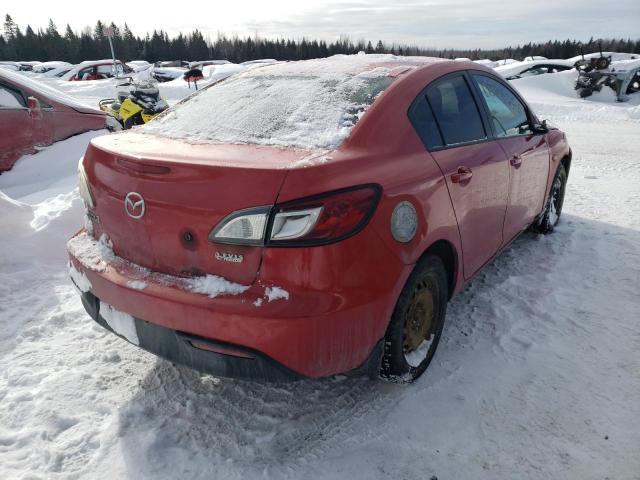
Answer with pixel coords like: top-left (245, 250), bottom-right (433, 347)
top-left (0, 84), bottom-right (25, 108)
top-left (408, 94), bottom-right (444, 150)
top-left (426, 76), bottom-right (486, 146)
top-left (472, 74), bottom-right (532, 137)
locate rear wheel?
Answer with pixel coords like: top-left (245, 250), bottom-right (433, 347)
top-left (577, 87), bottom-right (593, 98)
top-left (532, 164), bottom-right (567, 234)
top-left (380, 254), bottom-right (448, 383)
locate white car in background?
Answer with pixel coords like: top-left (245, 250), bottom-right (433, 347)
top-left (32, 61), bottom-right (72, 74)
top-left (126, 60), bottom-right (152, 72)
top-left (0, 61), bottom-right (22, 72)
top-left (495, 59), bottom-right (576, 80)
top-left (567, 51), bottom-right (639, 63)
top-left (36, 65), bottom-right (75, 80)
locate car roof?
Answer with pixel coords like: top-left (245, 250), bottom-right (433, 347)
top-left (247, 54), bottom-right (449, 77)
top-left (494, 59), bottom-right (576, 77)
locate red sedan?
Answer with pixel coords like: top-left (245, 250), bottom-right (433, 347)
top-left (0, 69), bottom-right (114, 172)
top-left (67, 56), bottom-right (571, 382)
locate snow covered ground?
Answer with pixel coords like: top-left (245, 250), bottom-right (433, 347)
top-left (0, 66), bottom-right (639, 479)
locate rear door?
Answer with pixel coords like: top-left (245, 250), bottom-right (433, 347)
top-left (0, 83), bottom-right (34, 171)
top-left (470, 73), bottom-right (550, 243)
top-left (409, 73), bottom-right (510, 279)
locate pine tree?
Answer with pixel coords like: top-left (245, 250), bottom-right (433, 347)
top-left (4, 14), bottom-right (18, 40)
top-left (63, 25), bottom-right (79, 63)
top-left (3, 14), bottom-right (19, 59)
top-left (122, 23), bottom-right (137, 60)
top-left (23, 25), bottom-right (40, 60)
top-left (45, 19), bottom-right (64, 60)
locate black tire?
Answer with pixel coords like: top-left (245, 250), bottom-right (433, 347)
top-left (532, 164), bottom-right (567, 234)
top-left (577, 87), bottom-right (593, 98)
top-left (380, 254), bottom-right (448, 383)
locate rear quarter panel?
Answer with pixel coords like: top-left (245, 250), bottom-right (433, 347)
top-left (545, 129), bottom-right (571, 199)
top-left (278, 62), bottom-right (469, 302)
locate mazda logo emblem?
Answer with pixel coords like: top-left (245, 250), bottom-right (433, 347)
top-left (124, 192), bottom-right (145, 219)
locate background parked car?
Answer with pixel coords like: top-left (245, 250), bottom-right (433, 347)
top-left (0, 69), bottom-right (115, 172)
top-left (61, 60), bottom-right (133, 81)
top-left (148, 62), bottom-right (190, 82)
top-left (34, 65), bottom-right (74, 80)
top-left (32, 61), bottom-right (72, 75)
top-left (495, 59), bottom-right (576, 80)
top-left (0, 61), bottom-right (21, 72)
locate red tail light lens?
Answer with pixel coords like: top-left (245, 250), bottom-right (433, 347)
top-left (267, 185), bottom-right (381, 246)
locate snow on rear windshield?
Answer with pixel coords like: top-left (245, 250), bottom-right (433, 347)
top-left (142, 55), bottom-right (418, 149)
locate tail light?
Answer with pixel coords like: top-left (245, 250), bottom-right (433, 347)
top-left (209, 206), bottom-right (271, 246)
top-left (209, 185), bottom-right (380, 247)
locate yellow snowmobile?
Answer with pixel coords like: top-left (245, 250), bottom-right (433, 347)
top-left (99, 79), bottom-right (169, 129)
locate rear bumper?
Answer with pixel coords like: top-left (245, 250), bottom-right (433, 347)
top-left (80, 290), bottom-right (302, 381)
top-left (68, 229), bottom-right (407, 379)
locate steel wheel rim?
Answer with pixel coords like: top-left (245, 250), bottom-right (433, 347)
top-left (549, 176), bottom-right (562, 226)
top-left (403, 282), bottom-right (435, 356)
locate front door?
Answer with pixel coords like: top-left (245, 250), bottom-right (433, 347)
top-left (471, 74), bottom-right (551, 243)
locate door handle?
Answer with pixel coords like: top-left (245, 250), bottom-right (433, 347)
top-left (451, 166), bottom-right (473, 183)
top-left (510, 155), bottom-right (522, 167)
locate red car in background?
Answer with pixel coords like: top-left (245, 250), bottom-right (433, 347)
top-left (64, 59), bottom-right (133, 81)
top-left (0, 69), bottom-right (114, 172)
top-left (68, 56), bottom-right (571, 383)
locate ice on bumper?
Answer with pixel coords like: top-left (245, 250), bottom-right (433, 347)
top-left (101, 303), bottom-right (139, 345)
top-left (190, 275), bottom-right (249, 298)
top-left (68, 261), bottom-right (92, 293)
top-left (265, 286), bottom-right (289, 302)
top-left (67, 231), bottom-right (252, 299)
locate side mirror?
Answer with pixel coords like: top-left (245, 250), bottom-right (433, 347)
top-left (532, 119), bottom-right (548, 134)
top-left (27, 96), bottom-right (42, 119)
top-left (27, 96), bottom-right (40, 111)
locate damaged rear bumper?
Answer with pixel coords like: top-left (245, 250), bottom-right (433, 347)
top-left (68, 229), bottom-right (402, 379)
top-left (80, 290), bottom-right (303, 381)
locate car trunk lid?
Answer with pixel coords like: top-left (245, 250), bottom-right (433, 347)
top-left (84, 132), bottom-right (314, 285)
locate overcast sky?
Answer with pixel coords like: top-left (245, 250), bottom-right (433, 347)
top-left (6, 0), bottom-right (640, 49)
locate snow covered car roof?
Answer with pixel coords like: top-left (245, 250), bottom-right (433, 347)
top-left (0, 62), bottom-right (21, 72)
top-left (609, 58), bottom-right (640, 73)
top-left (37, 65), bottom-right (74, 78)
top-left (142, 54), bottom-right (445, 150)
top-left (473, 59), bottom-right (499, 68)
top-left (0, 68), bottom-right (104, 114)
top-left (32, 61), bottom-right (72, 74)
top-left (495, 59), bottom-right (576, 79)
top-left (566, 52), bottom-right (639, 63)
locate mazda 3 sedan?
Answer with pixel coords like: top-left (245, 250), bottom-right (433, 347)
top-left (68, 55), bottom-right (571, 382)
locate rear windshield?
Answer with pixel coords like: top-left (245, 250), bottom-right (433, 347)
top-left (142, 58), bottom-right (400, 150)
